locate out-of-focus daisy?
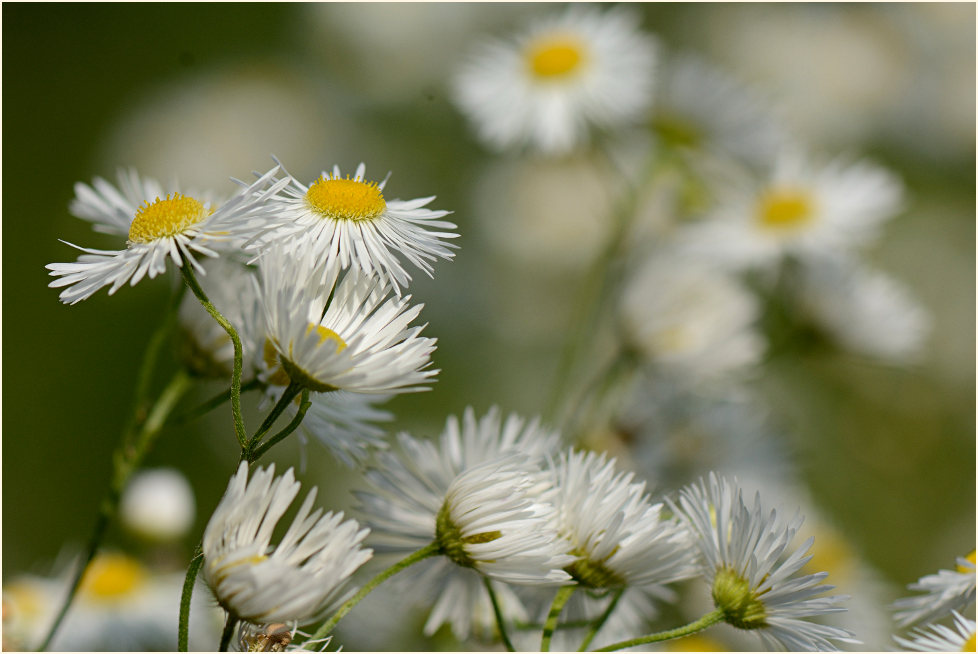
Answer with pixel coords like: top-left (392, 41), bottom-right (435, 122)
top-left (47, 167), bottom-right (285, 305)
top-left (2, 553), bottom-right (222, 651)
top-left (671, 473), bottom-right (859, 651)
top-left (256, 161), bottom-right (457, 293)
top-left (551, 450), bottom-right (695, 590)
top-left (202, 463), bottom-right (372, 626)
top-left (893, 551), bottom-right (977, 627)
top-left (679, 149), bottom-right (903, 271)
top-left (120, 468), bottom-right (196, 543)
top-left (452, 5), bottom-right (658, 155)
top-left (355, 406), bottom-right (564, 639)
top-left (894, 610), bottom-right (977, 652)
top-left (287, 389), bottom-right (393, 468)
top-left (255, 244), bottom-right (437, 395)
top-left (651, 51), bottom-right (786, 169)
top-left (619, 255), bottom-right (765, 383)
top-left (796, 256), bottom-right (931, 364)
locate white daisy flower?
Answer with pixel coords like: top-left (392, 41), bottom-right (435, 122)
top-left (47, 166), bottom-right (285, 305)
top-left (619, 254), bottom-right (765, 383)
top-left (894, 610), bottom-right (977, 652)
top-left (452, 5), bottom-right (658, 155)
top-left (354, 406), bottom-right (564, 639)
top-left (651, 51), bottom-right (786, 169)
top-left (119, 468), bottom-right (196, 543)
top-left (256, 161), bottom-right (458, 293)
top-left (796, 256), bottom-right (932, 364)
top-left (671, 473), bottom-right (859, 651)
top-left (255, 243), bottom-right (437, 395)
top-left (679, 148), bottom-right (903, 271)
top-left (551, 449), bottom-right (696, 590)
top-left (287, 389), bottom-right (393, 468)
top-left (893, 551), bottom-right (977, 627)
top-left (202, 462), bottom-right (372, 625)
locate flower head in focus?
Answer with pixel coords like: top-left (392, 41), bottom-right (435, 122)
top-left (355, 406), bottom-right (565, 639)
top-left (671, 473), bottom-right (859, 651)
top-left (47, 166), bottom-right (285, 304)
top-left (255, 162), bottom-right (458, 294)
top-left (551, 449), bottom-right (696, 590)
top-left (255, 244), bottom-right (437, 395)
top-left (202, 463), bottom-right (372, 625)
top-left (452, 5), bottom-right (657, 155)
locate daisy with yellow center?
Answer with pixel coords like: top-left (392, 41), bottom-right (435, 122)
top-left (202, 463), bottom-right (372, 626)
top-left (894, 610), bottom-right (977, 652)
top-left (255, 243), bottom-right (437, 396)
top-left (452, 6), bottom-right (658, 154)
top-left (253, 161), bottom-right (457, 294)
top-left (679, 148), bottom-right (903, 272)
top-left (47, 166), bottom-right (287, 304)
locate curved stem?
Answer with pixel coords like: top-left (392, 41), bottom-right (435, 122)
top-left (178, 545), bottom-right (204, 652)
top-left (592, 608), bottom-right (725, 652)
top-left (180, 264), bottom-right (247, 448)
top-left (219, 613), bottom-right (239, 652)
top-left (244, 382), bottom-right (302, 458)
top-left (36, 369), bottom-right (192, 651)
top-left (304, 542), bottom-right (441, 647)
top-left (541, 585), bottom-right (577, 652)
top-left (578, 588), bottom-right (624, 651)
top-left (247, 388), bottom-right (310, 463)
top-left (484, 576), bottom-right (516, 652)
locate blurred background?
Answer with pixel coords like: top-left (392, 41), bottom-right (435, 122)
top-left (3, 3), bottom-right (974, 651)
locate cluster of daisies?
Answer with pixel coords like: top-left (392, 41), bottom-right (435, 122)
top-left (29, 3), bottom-right (970, 653)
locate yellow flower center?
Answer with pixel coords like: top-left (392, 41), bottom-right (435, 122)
top-left (306, 177), bottom-right (386, 222)
top-left (306, 323), bottom-right (348, 353)
top-left (956, 550), bottom-right (976, 574)
top-left (80, 553), bottom-right (146, 601)
top-left (128, 193), bottom-right (208, 243)
top-left (527, 36), bottom-right (586, 79)
top-left (565, 546), bottom-right (626, 589)
top-left (962, 632), bottom-right (976, 652)
top-left (757, 188), bottom-right (814, 230)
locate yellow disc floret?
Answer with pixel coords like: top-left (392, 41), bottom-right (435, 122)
top-left (128, 193), bottom-right (208, 244)
top-left (306, 324), bottom-right (348, 353)
top-left (527, 36), bottom-right (587, 79)
top-left (306, 177), bottom-right (386, 222)
top-left (80, 552), bottom-right (146, 601)
top-left (962, 631), bottom-right (976, 652)
top-left (757, 188), bottom-right (814, 230)
top-left (956, 550), bottom-right (976, 574)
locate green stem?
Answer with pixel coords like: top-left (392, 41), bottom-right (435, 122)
top-left (304, 542), bottom-right (441, 647)
top-left (180, 264), bottom-right (246, 448)
top-left (592, 608), bottom-right (725, 652)
top-left (36, 369), bottom-right (192, 652)
top-left (483, 576), bottom-right (515, 652)
top-left (541, 585), bottom-right (577, 652)
top-left (171, 378), bottom-right (261, 426)
top-left (578, 588), bottom-right (623, 651)
top-left (219, 613), bottom-right (239, 652)
top-left (247, 389), bottom-right (310, 463)
top-left (244, 382), bottom-right (302, 458)
top-left (178, 545), bottom-right (204, 652)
